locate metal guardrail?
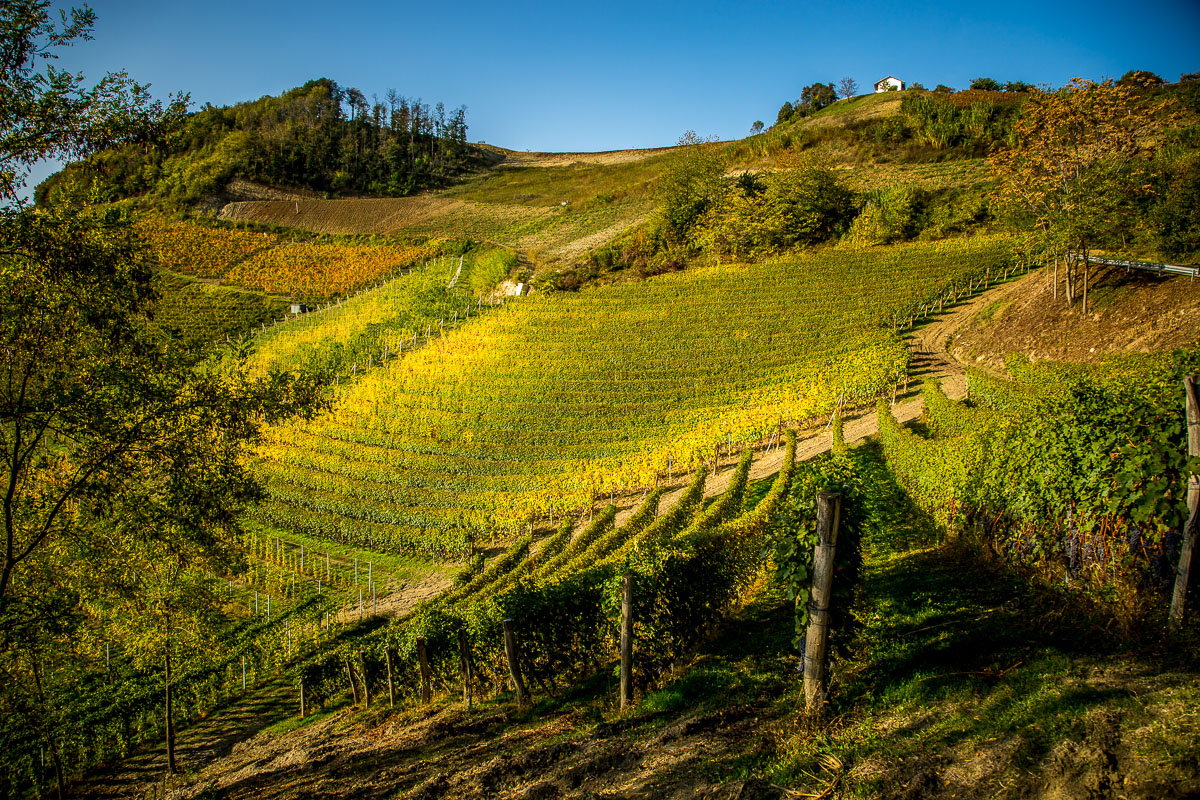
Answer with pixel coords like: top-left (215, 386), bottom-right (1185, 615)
top-left (1086, 255), bottom-right (1199, 280)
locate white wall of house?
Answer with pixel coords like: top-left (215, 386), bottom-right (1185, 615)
top-left (874, 76), bottom-right (904, 92)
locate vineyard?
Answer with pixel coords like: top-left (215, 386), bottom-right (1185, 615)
top-left (879, 348), bottom-right (1200, 615)
top-left (134, 215), bottom-right (454, 302)
top-left (286, 429), bottom-right (798, 716)
top-left (251, 235), bottom-right (1017, 558)
top-left (151, 271), bottom-right (290, 348)
top-left (242, 248), bottom-right (516, 378)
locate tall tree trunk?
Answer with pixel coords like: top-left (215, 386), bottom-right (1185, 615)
top-left (31, 657), bottom-right (67, 799)
top-left (1066, 252), bottom-right (1076, 305)
top-left (50, 738), bottom-right (65, 800)
top-left (165, 651), bottom-right (176, 774)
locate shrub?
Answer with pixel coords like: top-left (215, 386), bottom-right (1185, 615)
top-left (692, 160), bottom-right (854, 257)
top-left (843, 186), bottom-right (919, 247)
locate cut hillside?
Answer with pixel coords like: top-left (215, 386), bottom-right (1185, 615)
top-left (948, 262), bottom-right (1200, 371)
top-left (215, 90), bottom-right (1000, 263)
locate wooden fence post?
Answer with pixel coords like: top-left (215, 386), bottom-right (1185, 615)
top-left (458, 628), bottom-right (474, 707)
top-left (299, 677), bottom-right (306, 718)
top-left (385, 648), bottom-right (395, 708)
top-left (502, 619), bottom-right (530, 709)
top-left (416, 637), bottom-right (432, 705)
top-left (1169, 375), bottom-right (1200, 632)
top-left (804, 491), bottom-right (842, 714)
top-left (620, 573), bottom-right (634, 712)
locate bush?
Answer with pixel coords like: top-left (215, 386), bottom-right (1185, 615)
top-left (692, 160), bottom-right (854, 257)
top-left (1150, 154), bottom-right (1200, 258)
top-left (843, 186), bottom-right (919, 247)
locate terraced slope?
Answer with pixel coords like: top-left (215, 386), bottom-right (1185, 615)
top-left (251, 236), bottom-right (1015, 556)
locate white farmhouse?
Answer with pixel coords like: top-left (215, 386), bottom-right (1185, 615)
top-left (874, 76), bottom-right (905, 92)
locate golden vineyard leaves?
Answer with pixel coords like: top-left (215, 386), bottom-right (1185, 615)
top-left (253, 235), bottom-right (1018, 555)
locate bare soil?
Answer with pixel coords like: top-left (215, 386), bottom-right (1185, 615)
top-left (490, 147), bottom-right (678, 169)
top-left (218, 196), bottom-right (548, 238)
top-left (948, 262), bottom-right (1200, 371)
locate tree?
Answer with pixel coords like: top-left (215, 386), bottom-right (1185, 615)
top-left (654, 131), bottom-right (727, 248)
top-left (800, 82), bottom-right (837, 113)
top-left (990, 77), bottom-right (1174, 315)
top-left (970, 77), bottom-right (1001, 91)
top-left (693, 157), bottom-right (854, 258)
top-left (1119, 70), bottom-right (1163, 87)
top-left (1, 4), bottom-right (324, 792)
top-left (837, 77), bottom-right (858, 100)
top-left (0, 0), bottom-right (187, 203)
top-left (776, 101), bottom-right (795, 125)
top-left (1149, 153), bottom-right (1200, 258)
top-left (750, 120), bottom-right (764, 135)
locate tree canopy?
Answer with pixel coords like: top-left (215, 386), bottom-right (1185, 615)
top-left (38, 77), bottom-right (485, 207)
top-left (0, 0), bottom-right (188, 203)
top-left (1, 3), bottom-right (326, 793)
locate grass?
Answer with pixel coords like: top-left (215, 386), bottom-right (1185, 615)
top-left (763, 444), bottom-right (1200, 798)
top-left (258, 708), bottom-right (336, 737)
top-left (972, 298), bottom-right (1008, 328)
top-left (808, 92), bottom-right (905, 121)
top-left (443, 155), bottom-right (670, 209)
top-left (248, 522), bottom-right (450, 596)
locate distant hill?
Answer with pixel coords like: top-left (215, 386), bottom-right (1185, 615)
top-left (36, 78), bottom-right (500, 208)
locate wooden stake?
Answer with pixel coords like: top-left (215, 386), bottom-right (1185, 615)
top-left (345, 658), bottom-right (359, 707)
top-left (384, 648), bottom-right (395, 707)
top-left (502, 619), bottom-right (530, 709)
top-left (804, 492), bottom-right (842, 714)
top-left (299, 677), bottom-right (307, 718)
top-left (619, 573), bottom-right (634, 712)
top-left (1169, 375), bottom-right (1200, 631)
top-left (416, 637), bottom-right (432, 705)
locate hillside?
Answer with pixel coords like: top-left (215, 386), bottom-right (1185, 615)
top-left (35, 78), bottom-right (495, 208)
top-left (248, 237), bottom-right (1010, 558)
top-left (948, 260), bottom-right (1200, 369)
top-left (69, 268), bottom-right (1200, 800)
top-left (15, 69), bottom-right (1200, 800)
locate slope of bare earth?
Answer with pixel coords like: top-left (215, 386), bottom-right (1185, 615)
top-left (488, 146), bottom-right (677, 168)
top-left (947, 261), bottom-right (1200, 371)
top-left (217, 195), bottom-right (650, 261)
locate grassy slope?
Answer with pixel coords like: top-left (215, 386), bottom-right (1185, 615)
top-left (217, 91), bottom-right (994, 263)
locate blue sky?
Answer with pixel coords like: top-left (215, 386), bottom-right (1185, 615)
top-left (23, 0), bottom-right (1200, 192)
